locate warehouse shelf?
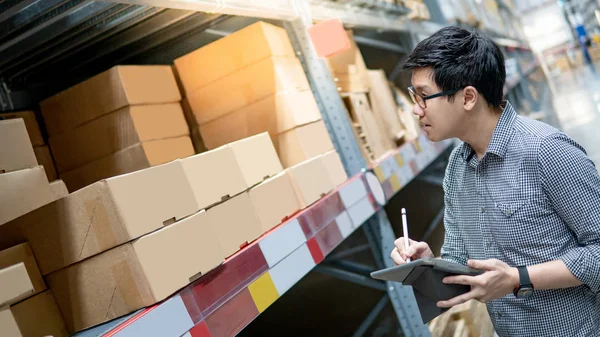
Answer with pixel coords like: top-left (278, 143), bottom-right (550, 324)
top-left (505, 59), bottom-right (541, 93)
top-left (70, 136), bottom-right (453, 337)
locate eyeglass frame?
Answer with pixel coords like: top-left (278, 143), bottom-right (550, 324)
top-left (407, 85), bottom-right (464, 109)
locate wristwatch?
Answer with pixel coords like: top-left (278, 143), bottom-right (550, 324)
top-left (513, 266), bottom-right (534, 298)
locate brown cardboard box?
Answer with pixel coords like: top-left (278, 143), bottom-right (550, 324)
top-left (46, 209), bottom-right (223, 333)
top-left (0, 160), bottom-right (199, 275)
top-left (49, 103), bottom-right (188, 173)
top-left (60, 136), bottom-right (195, 192)
top-left (187, 56), bottom-right (310, 125)
top-left (190, 127), bottom-right (207, 154)
top-left (199, 90), bottom-right (322, 150)
top-left (286, 156), bottom-right (335, 209)
top-left (0, 111), bottom-right (44, 147)
top-left (174, 21), bottom-right (295, 94)
top-left (33, 146), bottom-right (57, 182)
top-left (0, 263), bottom-right (34, 308)
top-left (10, 290), bottom-right (68, 337)
top-left (40, 66), bottom-right (181, 136)
top-left (368, 70), bottom-right (406, 144)
top-left (320, 150), bottom-right (348, 187)
top-left (276, 120), bottom-right (334, 168)
top-left (0, 119), bottom-right (37, 174)
top-left (326, 30), bottom-right (369, 89)
top-left (249, 172), bottom-right (300, 233)
top-left (180, 133), bottom-right (282, 210)
top-left (0, 309), bottom-right (21, 337)
top-left (0, 244), bottom-right (45, 304)
top-left (206, 193), bottom-right (263, 257)
top-left (49, 180), bottom-right (68, 199)
top-left (0, 166), bottom-right (53, 226)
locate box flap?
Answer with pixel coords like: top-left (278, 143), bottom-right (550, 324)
top-left (187, 56), bottom-right (309, 125)
top-left (174, 21), bottom-right (294, 94)
top-left (0, 263), bottom-right (34, 307)
top-left (0, 119), bottom-right (37, 173)
top-left (286, 156), bottom-right (334, 209)
top-left (0, 309), bottom-right (21, 337)
top-left (205, 193), bottom-right (263, 257)
top-left (180, 146), bottom-right (248, 211)
top-left (227, 133), bottom-right (283, 188)
top-left (33, 145), bottom-right (58, 182)
top-left (105, 160), bottom-right (199, 239)
top-left (49, 180), bottom-right (69, 199)
top-left (45, 246), bottom-right (152, 333)
top-left (0, 243), bottom-right (46, 303)
top-left (0, 181), bottom-right (128, 275)
top-left (133, 210), bottom-right (223, 301)
top-left (142, 136), bottom-right (195, 166)
top-left (0, 166), bottom-right (53, 226)
top-left (249, 171), bottom-right (300, 232)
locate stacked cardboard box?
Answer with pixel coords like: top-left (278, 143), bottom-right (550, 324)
top-left (0, 119), bottom-right (55, 225)
top-left (0, 110), bottom-right (58, 182)
top-left (405, 0), bottom-right (431, 21)
top-left (367, 69), bottom-right (410, 146)
top-left (327, 30), bottom-right (371, 93)
top-left (174, 21), bottom-right (331, 168)
top-left (0, 244), bottom-right (68, 337)
top-left (40, 65), bottom-right (195, 192)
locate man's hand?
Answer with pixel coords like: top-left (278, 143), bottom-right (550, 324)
top-left (390, 237), bottom-right (434, 265)
top-left (437, 259), bottom-right (519, 308)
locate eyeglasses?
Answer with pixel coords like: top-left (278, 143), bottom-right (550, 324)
top-left (407, 86), bottom-right (463, 109)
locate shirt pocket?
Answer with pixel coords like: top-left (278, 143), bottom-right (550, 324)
top-left (494, 199), bottom-right (529, 218)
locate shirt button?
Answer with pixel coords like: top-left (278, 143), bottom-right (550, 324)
top-left (481, 207), bottom-right (486, 213)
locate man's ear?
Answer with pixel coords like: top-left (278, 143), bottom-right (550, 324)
top-left (463, 86), bottom-right (478, 111)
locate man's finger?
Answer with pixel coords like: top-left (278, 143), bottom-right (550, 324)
top-left (468, 259), bottom-right (499, 270)
top-left (443, 275), bottom-right (477, 286)
top-left (391, 248), bottom-right (406, 265)
top-left (437, 291), bottom-right (477, 308)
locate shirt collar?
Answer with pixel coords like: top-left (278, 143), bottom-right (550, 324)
top-left (459, 100), bottom-right (517, 162)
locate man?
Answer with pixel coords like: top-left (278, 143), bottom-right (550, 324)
top-left (390, 26), bottom-right (600, 336)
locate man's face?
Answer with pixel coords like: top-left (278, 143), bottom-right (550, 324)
top-left (410, 67), bottom-right (463, 142)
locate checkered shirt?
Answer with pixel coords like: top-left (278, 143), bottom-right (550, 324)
top-left (441, 101), bottom-right (600, 337)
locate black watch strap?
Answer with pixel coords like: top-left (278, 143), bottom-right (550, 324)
top-left (517, 266), bottom-right (532, 286)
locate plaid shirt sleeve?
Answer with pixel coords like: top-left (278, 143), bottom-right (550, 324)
top-left (440, 148), bottom-right (469, 266)
top-left (538, 133), bottom-right (600, 293)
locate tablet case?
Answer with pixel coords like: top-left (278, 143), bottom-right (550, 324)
top-left (370, 258), bottom-right (483, 323)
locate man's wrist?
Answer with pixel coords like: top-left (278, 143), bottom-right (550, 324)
top-left (509, 267), bottom-right (520, 287)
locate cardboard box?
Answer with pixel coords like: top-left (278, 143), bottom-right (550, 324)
top-left (0, 160), bottom-right (199, 275)
top-left (199, 90), bottom-right (322, 150)
top-left (180, 133), bottom-right (282, 210)
top-left (60, 136), bottom-right (195, 192)
top-left (10, 290), bottom-right (68, 337)
top-left (49, 103), bottom-right (188, 173)
top-left (286, 156), bottom-right (335, 209)
top-left (0, 111), bottom-right (44, 147)
top-left (190, 127), bottom-right (207, 154)
top-left (0, 263), bottom-right (34, 308)
top-left (206, 193), bottom-right (263, 257)
top-left (249, 172), bottom-right (300, 233)
top-left (0, 309), bottom-right (21, 337)
top-left (49, 180), bottom-right (68, 199)
top-left (33, 146), bottom-right (57, 182)
top-left (187, 56), bottom-right (310, 125)
top-left (368, 70), bottom-right (407, 144)
top-left (40, 66), bottom-right (181, 136)
top-left (0, 119), bottom-right (37, 174)
top-left (0, 166), bottom-right (53, 226)
top-left (0, 244), bottom-right (45, 304)
top-left (174, 21), bottom-right (295, 94)
top-left (276, 120), bottom-right (334, 168)
top-left (320, 150), bottom-right (348, 187)
top-left (46, 210), bottom-right (223, 333)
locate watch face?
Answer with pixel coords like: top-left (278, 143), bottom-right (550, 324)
top-left (518, 287), bottom-right (534, 298)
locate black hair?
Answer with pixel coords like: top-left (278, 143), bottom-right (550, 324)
top-left (403, 26), bottom-right (505, 108)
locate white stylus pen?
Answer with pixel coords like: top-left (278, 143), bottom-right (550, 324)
top-left (401, 208), bottom-right (411, 262)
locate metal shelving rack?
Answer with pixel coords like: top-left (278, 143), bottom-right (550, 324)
top-left (0, 1), bottom-right (543, 336)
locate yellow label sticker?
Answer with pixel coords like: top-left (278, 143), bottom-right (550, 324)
top-left (248, 272), bottom-right (279, 313)
top-left (389, 173), bottom-right (402, 192)
top-left (395, 154), bottom-right (405, 167)
top-left (373, 166), bottom-right (385, 182)
top-left (414, 140), bottom-right (423, 153)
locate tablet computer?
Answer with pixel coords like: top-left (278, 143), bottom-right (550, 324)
top-left (371, 258), bottom-right (484, 283)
